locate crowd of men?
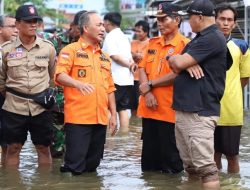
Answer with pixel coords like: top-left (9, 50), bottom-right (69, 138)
top-left (0, 0), bottom-right (249, 189)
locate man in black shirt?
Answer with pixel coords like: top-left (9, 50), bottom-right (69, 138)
top-left (169, 0), bottom-right (231, 189)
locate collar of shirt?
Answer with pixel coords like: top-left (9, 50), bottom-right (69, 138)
top-left (14, 35), bottom-right (42, 49)
top-left (156, 32), bottom-right (183, 47)
top-left (78, 37), bottom-right (102, 53)
top-left (199, 24), bottom-right (218, 36)
top-left (226, 33), bottom-right (232, 42)
top-left (108, 27), bottom-right (121, 35)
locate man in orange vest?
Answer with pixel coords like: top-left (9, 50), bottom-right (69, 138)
top-left (55, 11), bottom-right (117, 175)
top-left (138, 2), bottom-right (189, 173)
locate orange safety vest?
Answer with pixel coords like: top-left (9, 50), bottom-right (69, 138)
top-left (55, 37), bottom-right (116, 125)
top-left (137, 33), bottom-right (189, 123)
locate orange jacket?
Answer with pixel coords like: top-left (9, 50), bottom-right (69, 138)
top-left (137, 33), bottom-right (189, 123)
top-left (55, 38), bottom-right (116, 125)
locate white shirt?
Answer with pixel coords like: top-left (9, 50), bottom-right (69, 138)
top-left (102, 28), bottom-right (134, 86)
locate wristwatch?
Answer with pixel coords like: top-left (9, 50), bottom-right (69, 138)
top-left (148, 80), bottom-right (153, 88)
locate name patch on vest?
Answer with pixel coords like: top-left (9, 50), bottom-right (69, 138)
top-left (77, 53), bottom-right (89, 59)
top-left (148, 49), bottom-right (156, 55)
top-left (35, 55), bottom-right (49, 59)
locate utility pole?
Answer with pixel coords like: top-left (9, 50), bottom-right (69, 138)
top-left (243, 0), bottom-right (250, 109)
top-left (0, 0), bottom-right (4, 15)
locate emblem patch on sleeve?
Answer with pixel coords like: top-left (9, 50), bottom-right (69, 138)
top-left (78, 69), bottom-right (86, 77)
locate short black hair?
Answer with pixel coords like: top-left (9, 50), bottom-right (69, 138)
top-left (37, 17), bottom-right (43, 24)
top-left (0, 14), bottom-right (15, 27)
top-left (215, 3), bottom-right (237, 21)
top-left (73, 10), bottom-right (87, 26)
top-left (104, 12), bottom-right (121, 27)
top-left (135, 20), bottom-right (150, 36)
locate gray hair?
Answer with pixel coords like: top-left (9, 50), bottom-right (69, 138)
top-left (0, 14), bottom-right (15, 27)
top-left (79, 11), bottom-right (97, 35)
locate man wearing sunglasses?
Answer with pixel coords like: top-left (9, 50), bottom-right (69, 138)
top-left (0, 5), bottom-right (56, 167)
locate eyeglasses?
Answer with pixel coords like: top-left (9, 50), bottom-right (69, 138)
top-left (3, 25), bottom-right (16, 28)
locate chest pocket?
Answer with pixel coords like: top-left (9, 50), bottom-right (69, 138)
top-left (72, 61), bottom-right (93, 83)
top-left (145, 57), bottom-right (154, 75)
top-left (100, 63), bottom-right (111, 89)
top-left (34, 60), bottom-right (49, 77)
top-left (7, 57), bottom-right (26, 79)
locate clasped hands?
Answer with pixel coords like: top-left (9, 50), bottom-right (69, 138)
top-left (139, 82), bottom-right (158, 110)
top-left (139, 82), bottom-right (151, 96)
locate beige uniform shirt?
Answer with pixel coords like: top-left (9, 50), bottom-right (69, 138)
top-left (0, 36), bottom-right (56, 116)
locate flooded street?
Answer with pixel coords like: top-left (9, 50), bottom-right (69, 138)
top-left (1, 112), bottom-right (250, 190)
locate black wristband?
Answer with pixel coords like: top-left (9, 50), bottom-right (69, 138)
top-left (148, 80), bottom-right (153, 88)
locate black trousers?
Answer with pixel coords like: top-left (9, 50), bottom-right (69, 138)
top-left (141, 118), bottom-right (183, 173)
top-left (64, 123), bottom-right (106, 174)
top-left (0, 94), bottom-right (5, 146)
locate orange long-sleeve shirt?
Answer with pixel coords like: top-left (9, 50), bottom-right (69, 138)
top-left (137, 33), bottom-right (189, 123)
top-left (55, 38), bottom-right (116, 125)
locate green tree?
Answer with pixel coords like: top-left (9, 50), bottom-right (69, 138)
top-left (105, 0), bottom-right (120, 12)
top-left (4, 0), bottom-right (67, 28)
top-left (104, 0), bottom-right (136, 30)
top-left (4, 0), bottom-right (59, 19)
top-left (121, 17), bottom-right (134, 30)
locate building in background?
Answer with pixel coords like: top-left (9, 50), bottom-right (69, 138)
top-left (47, 0), bottom-right (105, 14)
top-left (120, 0), bottom-right (145, 10)
top-left (120, 0), bottom-right (147, 20)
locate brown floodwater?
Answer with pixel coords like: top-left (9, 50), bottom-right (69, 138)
top-left (1, 113), bottom-right (250, 190)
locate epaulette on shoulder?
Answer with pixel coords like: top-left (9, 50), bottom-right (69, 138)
top-left (149, 36), bottom-right (161, 42)
top-left (42, 38), bottom-right (54, 46)
top-left (101, 50), bottom-right (109, 57)
top-left (232, 38), bottom-right (249, 55)
top-left (1, 40), bottom-right (13, 47)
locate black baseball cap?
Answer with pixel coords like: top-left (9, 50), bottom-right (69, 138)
top-left (15, 5), bottom-right (41, 21)
top-left (150, 3), bottom-right (182, 18)
top-left (73, 10), bottom-right (87, 25)
top-left (186, 0), bottom-right (215, 16)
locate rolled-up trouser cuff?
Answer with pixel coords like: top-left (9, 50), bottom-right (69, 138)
top-left (199, 165), bottom-right (219, 183)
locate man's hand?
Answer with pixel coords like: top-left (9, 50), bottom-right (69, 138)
top-left (145, 92), bottom-right (158, 110)
top-left (139, 82), bottom-right (150, 96)
top-left (109, 114), bottom-right (117, 136)
top-left (132, 52), bottom-right (143, 63)
top-left (129, 63), bottom-right (138, 74)
top-left (128, 58), bottom-right (138, 74)
top-left (186, 65), bottom-right (204, 79)
top-left (74, 80), bottom-right (95, 95)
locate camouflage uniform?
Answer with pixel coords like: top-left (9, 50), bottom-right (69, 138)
top-left (38, 31), bottom-right (70, 56)
top-left (38, 30), bottom-right (70, 157)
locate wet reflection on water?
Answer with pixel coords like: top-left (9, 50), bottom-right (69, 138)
top-left (1, 113), bottom-right (250, 190)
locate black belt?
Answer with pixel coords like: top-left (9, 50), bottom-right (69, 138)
top-left (5, 87), bottom-right (45, 99)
